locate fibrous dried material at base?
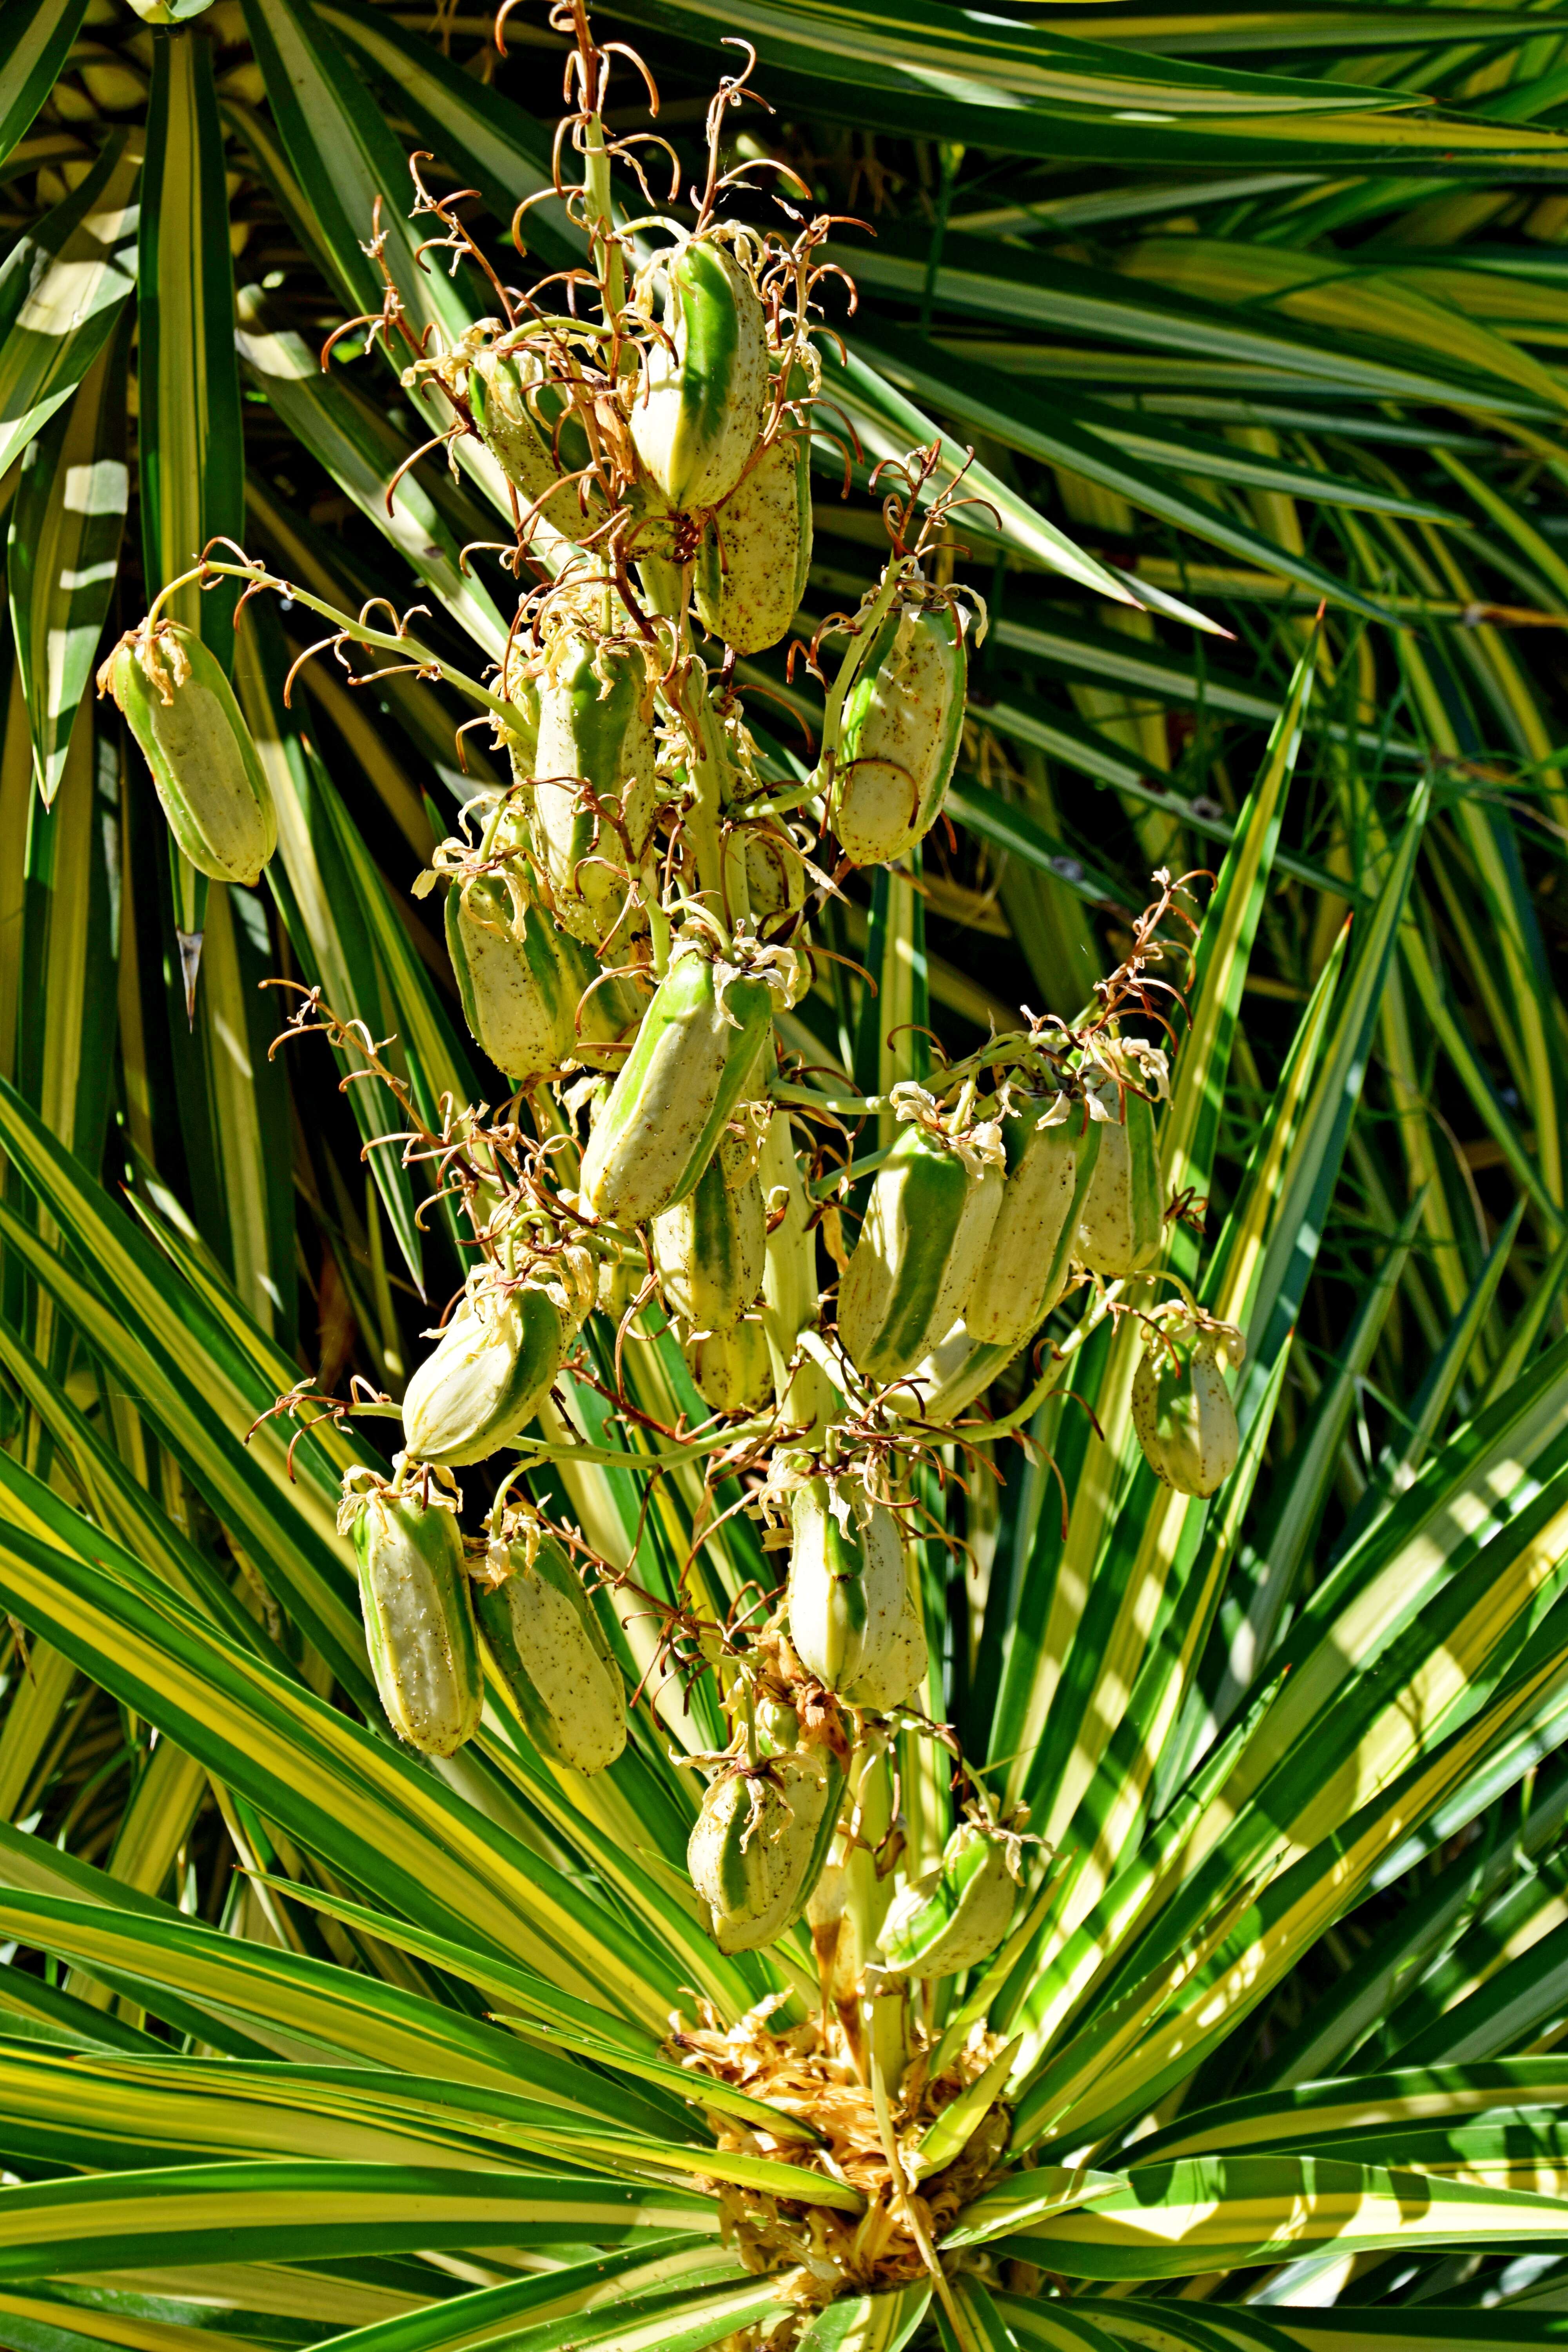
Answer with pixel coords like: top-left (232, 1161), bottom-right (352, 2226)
top-left (665, 1999), bottom-right (1011, 2345)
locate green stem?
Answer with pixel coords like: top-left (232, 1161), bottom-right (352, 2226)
top-left (582, 112), bottom-right (626, 323)
top-left (772, 1081), bottom-right (886, 1118)
top-left (642, 858), bottom-right (672, 976)
top-left (982, 1281), bottom-right (1123, 1439)
top-left (502, 1419), bottom-right (773, 1474)
top-left (192, 563), bottom-right (517, 726)
top-left (682, 669), bottom-right (738, 917)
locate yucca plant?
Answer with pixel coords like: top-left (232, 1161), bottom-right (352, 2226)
top-left (5, 0), bottom-right (1568, 2348)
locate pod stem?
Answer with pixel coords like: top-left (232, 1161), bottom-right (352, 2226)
top-left (642, 858), bottom-right (672, 976)
top-left (581, 113), bottom-right (626, 324)
top-left (683, 672), bottom-right (739, 918)
top-left (181, 561), bottom-right (516, 725)
top-left (772, 1080), bottom-right (886, 1119)
top-left (498, 1417), bottom-right (773, 1474)
top-left (869, 2048), bottom-right (964, 2336)
top-left (982, 1280), bottom-right (1124, 1440)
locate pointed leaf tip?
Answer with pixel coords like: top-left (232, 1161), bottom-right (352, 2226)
top-left (177, 929), bottom-right (205, 1024)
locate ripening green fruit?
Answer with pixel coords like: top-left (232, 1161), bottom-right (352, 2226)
top-left (1074, 1071), bottom-right (1164, 1278)
top-left (631, 238), bottom-right (769, 512)
top-left (807, 1739), bottom-right (896, 2000)
top-left (966, 1096), bottom-right (1101, 1350)
top-left (579, 944), bottom-right (779, 1226)
top-left (684, 1316), bottom-right (773, 1413)
top-left (727, 1686), bottom-right (801, 1762)
top-left (475, 1534), bottom-right (626, 1773)
top-left (838, 1118), bottom-right (1004, 1386)
top-left (753, 1111), bottom-right (832, 1439)
top-left (650, 1150), bottom-right (765, 1332)
top-left (878, 1817), bottom-right (1018, 1981)
top-left (688, 1746), bottom-right (842, 1953)
top-left (1132, 1325), bottom-right (1239, 1497)
top-left (499, 638), bottom-right (540, 785)
top-left (831, 602), bottom-right (965, 868)
top-left (788, 1477), bottom-right (925, 1711)
top-left (880, 1315), bottom-right (1012, 1429)
top-left (466, 338), bottom-right (606, 542)
top-left (100, 623), bottom-right (277, 885)
top-left (340, 1477), bottom-right (483, 1757)
top-left (401, 1279), bottom-right (565, 1466)
top-left (744, 822), bottom-right (806, 936)
top-left (694, 427), bottom-right (811, 654)
top-left (446, 859), bottom-right (637, 1084)
top-left (533, 636), bottom-right (659, 951)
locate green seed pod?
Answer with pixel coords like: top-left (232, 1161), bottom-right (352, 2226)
top-left (498, 637), bottom-right (541, 786)
top-left (339, 1473), bottom-right (483, 1758)
top-left (880, 1315), bottom-right (1013, 1428)
top-left (831, 602), bottom-right (965, 868)
top-left (967, 1095), bottom-right (1102, 1350)
top-left (878, 1816), bottom-right (1019, 1981)
top-left (533, 636), bottom-right (659, 951)
top-left (580, 942), bottom-right (786, 1226)
top-left (808, 1738), bottom-right (896, 2001)
top-left (100, 622), bottom-right (277, 885)
top-left (474, 1530), bottom-right (626, 1774)
top-left (688, 1746), bottom-right (843, 1954)
top-left (466, 338), bottom-right (606, 542)
top-left (595, 1248), bottom-right (639, 1327)
top-left (650, 1149), bottom-right (765, 1331)
top-left (838, 1101), bottom-right (1005, 1386)
top-left (631, 238), bottom-right (769, 512)
top-left (446, 857), bottom-right (634, 1084)
top-left (1074, 1066), bottom-right (1165, 1278)
top-left (684, 1316), bottom-right (773, 1414)
top-left (788, 1476), bottom-right (926, 1712)
top-left (750, 827), bottom-right (806, 923)
top-left (753, 1111), bottom-right (833, 1439)
top-left (402, 1276), bottom-right (566, 1467)
top-left (694, 427), bottom-right (811, 655)
top-left (729, 1685), bottom-right (800, 1762)
top-left (1132, 1322), bottom-right (1240, 1498)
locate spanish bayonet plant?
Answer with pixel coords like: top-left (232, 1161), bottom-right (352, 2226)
top-left (1, 2), bottom-right (1567, 2350)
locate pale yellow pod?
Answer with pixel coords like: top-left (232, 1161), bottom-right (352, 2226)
top-left (532, 635), bottom-right (659, 950)
top-left (688, 1748), bottom-right (841, 1953)
top-left (630, 239), bottom-right (769, 512)
top-left (650, 1152), bottom-right (766, 1331)
top-left (693, 428), bottom-right (811, 655)
top-left (1074, 1074), bottom-right (1164, 1278)
top-left (1132, 1332), bottom-right (1240, 1497)
top-left (787, 1479), bottom-right (926, 1711)
top-left (967, 1104), bottom-right (1096, 1350)
top-left (684, 1318), bottom-right (773, 1414)
top-left (401, 1283), bottom-right (563, 1468)
top-left (475, 1549), bottom-right (627, 1775)
top-left (878, 1820), bottom-right (1017, 1980)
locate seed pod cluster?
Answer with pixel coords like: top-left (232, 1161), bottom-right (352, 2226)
top-left (213, 44), bottom-right (1237, 2040)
